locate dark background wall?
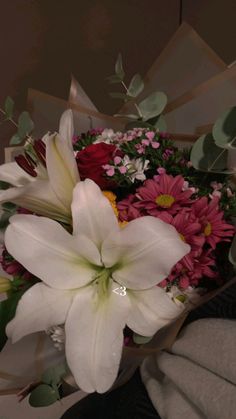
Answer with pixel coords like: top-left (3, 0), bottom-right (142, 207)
top-left (0, 0), bottom-right (235, 159)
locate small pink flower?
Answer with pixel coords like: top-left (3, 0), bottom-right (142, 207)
top-left (210, 181), bottom-right (223, 190)
top-left (226, 187), bottom-right (234, 198)
top-left (107, 167), bottom-right (115, 176)
top-left (157, 167), bottom-right (166, 175)
top-left (117, 195), bottom-right (142, 221)
top-left (141, 139), bottom-right (149, 146)
top-left (146, 131), bottom-right (155, 141)
top-left (118, 166), bottom-right (127, 174)
top-left (211, 190), bottom-right (222, 199)
top-left (151, 141), bottom-right (160, 149)
top-left (135, 144), bottom-right (145, 154)
top-left (114, 156), bottom-right (122, 165)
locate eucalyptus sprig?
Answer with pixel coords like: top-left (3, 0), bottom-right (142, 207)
top-left (0, 96), bottom-right (34, 145)
top-left (108, 54), bottom-right (167, 129)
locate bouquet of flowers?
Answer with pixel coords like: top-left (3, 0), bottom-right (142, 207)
top-left (0, 57), bottom-right (235, 406)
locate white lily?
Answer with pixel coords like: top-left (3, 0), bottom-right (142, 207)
top-left (0, 110), bottom-right (79, 224)
top-left (5, 179), bottom-right (189, 393)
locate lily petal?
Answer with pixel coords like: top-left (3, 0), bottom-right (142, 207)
top-left (127, 286), bottom-right (184, 336)
top-left (5, 215), bottom-right (101, 289)
top-left (0, 179), bottom-right (71, 223)
top-left (6, 283), bottom-right (73, 343)
top-left (46, 132), bottom-right (79, 209)
top-left (102, 216), bottom-right (190, 289)
top-left (59, 109), bottom-right (74, 146)
top-left (65, 283), bottom-right (130, 393)
top-left (72, 179), bottom-right (119, 247)
top-left (0, 162), bottom-right (33, 186)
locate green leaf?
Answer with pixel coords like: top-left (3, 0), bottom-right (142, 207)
top-left (213, 107), bottom-right (236, 149)
top-left (10, 133), bottom-right (22, 145)
top-left (138, 91), bottom-right (167, 121)
top-left (0, 181), bottom-right (10, 190)
top-left (128, 74), bottom-right (144, 97)
top-left (106, 74), bottom-right (122, 84)
top-left (109, 92), bottom-right (132, 101)
top-left (0, 212), bottom-right (11, 229)
top-left (190, 133), bottom-right (228, 173)
top-left (29, 384), bottom-right (59, 407)
top-left (0, 290), bottom-right (25, 351)
top-left (133, 333), bottom-right (153, 344)
top-left (18, 111), bottom-right (34, 139)
top-left (42, 363), bottom-right (67, 386)
top-left (150, 115), bottom-right (167, 131)
top-left (4, 97), bottom-right (14, 119)
top-left (115, 53), bottom-right (125, 80)
top-left (2, 202), bottom-right (16, 212)
top-left (229, 235), bottom-right (236, 266)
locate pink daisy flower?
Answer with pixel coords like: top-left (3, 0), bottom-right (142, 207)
top-left (117, 194), bottom-right (142, 222)
top-left (192, 197), bottom-right (235, 249)
top-left (158, 210), bottom-right (205, 270)
top-left (135, 174), bottom-right (193, 216)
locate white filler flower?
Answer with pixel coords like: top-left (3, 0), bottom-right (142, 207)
top-left (5, 179), bottom-right (189, 393)
top-left (0, 110), bottom-right (79, 223)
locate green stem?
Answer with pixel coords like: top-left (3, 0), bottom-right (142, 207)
top-left (0, 108), bottom-right (18, 128)
top-left (121, 81), bottom-right (143, 119)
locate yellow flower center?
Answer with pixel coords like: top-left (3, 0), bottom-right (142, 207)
top-left (179, 233), bottom-right (186, 242)
top-left (204, 222), bottom-right (212, 236)
top-left (156, 194), bottom-right (175, 208)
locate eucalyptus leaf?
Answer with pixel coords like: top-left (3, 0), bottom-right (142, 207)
top-left (109, 92), bottom-right (132, 101)
top-left (18, 111), bottom-right (34, 139)
top-left (115, 53), bottom-right (125, 80)
top-left (29, 384), bottom-right (60, 407)
top-left (0, 290), bottom-right (25, 350)
top-left (128, 74), bottom-right (144, 97)
top-left (42, 363), bottom-right (67, 386)
top-left (10, 133), bottom-right (22, 145)
top-left (138, 91), bottom-right (167, 121)
top-left (133, 333), bottom-right (153, 344)
top-left (190, 133), bottom-right (228, 173)
top-left (0, 212), bottom-right (11, 229)
top-left (2, 202), bottom-right (17, 212)
top-left (229, 235), bottom-right (236, 266)
top-left (0, 181), bottom-right (10, 190)
top-left (106, 74), bottom-right (122, 84)
top-left (4, 96), bottom-right (14, 119)
top-left (213, 107), bottom-right (236, 149)
top-left (152, 115), bottom-right (167, 131)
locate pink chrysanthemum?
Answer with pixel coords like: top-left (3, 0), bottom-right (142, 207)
top-left (192, 197), bottom-right (235, 249)
top-left (117, 194), bottom-right (142, 221)
top-left (135, 174), bottom-right (193, 216)
top-left (169, 249), bottom-right (218, 289)
top-left (158, 210), bottom-right (205, 270)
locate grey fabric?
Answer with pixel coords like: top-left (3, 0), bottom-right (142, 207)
top-left (141, 318), bottom-right (236, 419)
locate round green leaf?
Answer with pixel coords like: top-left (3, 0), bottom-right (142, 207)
top-left (190, 133), bottom-right (228, 173)
top-left (18, 111), bottom-right (34, 138)
top-left (152, 115), bottom-right (167, 131)
top-left (128, 74), bottom-right (144, 98)
top-left (138, 92), bottom-right (167, 121)
top-left (42, 364), bottom-right (67, 386)
top-left (133, 333), bottom-right (153, 345)
top-left (10, 133), bottom-right (22, 145)
top-left (29, 384), bottom-right (59, 407)
top-left (213, 107), bottom-right (236, 149)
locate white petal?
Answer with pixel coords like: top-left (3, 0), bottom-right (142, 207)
top-left (46, 133), bottom-right (77, 208)
top-left (6, 283), bottom-right (73, 342)
top-left (0, 162), bottom-right (33, 186)
top-left (65, 283), bottom-right (130, 393)
top-left (127, 286), bottom-right (184, 336)
top-left (0, 179), bottom-right (71, 223)
top-left (59, 109), bottom-right (74, 145)
top-left (5, 215), bottom-right (101, 289)
top-left (102, 216), bottom-right (190, 289)
top-left (72, 179), bottom-right (119, 247)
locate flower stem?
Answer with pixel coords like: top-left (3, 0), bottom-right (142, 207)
top-left (0, 108), bottom-right (18, 127)
top-left (121, 81), bottom-right (143, 119)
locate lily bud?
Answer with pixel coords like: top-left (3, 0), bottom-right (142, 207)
top-left (0, 277), bottom-right (11, 293)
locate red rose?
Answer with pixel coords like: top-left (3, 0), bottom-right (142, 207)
top-left (76, 142), bottom-right (117, 189)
